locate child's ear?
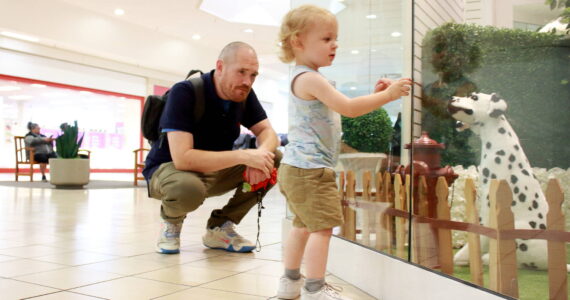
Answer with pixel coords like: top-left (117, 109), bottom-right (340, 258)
top-left (291, 35), bottom-right (303, 50)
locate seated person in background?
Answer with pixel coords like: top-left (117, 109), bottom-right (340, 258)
top-left (24, 122), bottom-right (57, 182)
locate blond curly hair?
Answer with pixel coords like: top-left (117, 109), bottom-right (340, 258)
top-left (278, 5), bottom-right (336, 63)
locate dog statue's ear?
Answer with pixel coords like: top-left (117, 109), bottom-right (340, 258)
top-left (490, 93), bottom-right (502, 103)
top-left (488, 93), bottom-right (507, 118)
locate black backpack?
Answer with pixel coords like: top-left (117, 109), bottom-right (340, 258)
top-left (141, 70), bottom-right (205, 145)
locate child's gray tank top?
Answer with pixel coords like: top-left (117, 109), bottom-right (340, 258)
top-left (282, 65), bottom-right (341, 169)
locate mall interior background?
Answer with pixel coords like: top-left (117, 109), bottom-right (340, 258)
top-left (1, 0), bottom-right (568, 299)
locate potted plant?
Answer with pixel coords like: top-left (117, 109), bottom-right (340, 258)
top-left (49, 121), bottom-right (90, 188)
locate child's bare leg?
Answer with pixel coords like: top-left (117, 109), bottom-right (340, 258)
top-left (304, 228), bottom-right (332, 279)
top-left (284, 226), bottom-right (310, 270)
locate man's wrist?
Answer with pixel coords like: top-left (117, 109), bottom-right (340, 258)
top-left (236, 149), bottom-right (248, 165)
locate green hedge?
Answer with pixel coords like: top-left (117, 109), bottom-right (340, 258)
top-left (421, 23), bottom-right (569, 168)
top-left (342, 108), bottom-right (394, 153)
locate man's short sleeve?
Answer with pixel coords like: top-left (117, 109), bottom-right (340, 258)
top-left (241, 90), bottom-right (268, 129)
top-left (159, 81), bottom-right (195, 133)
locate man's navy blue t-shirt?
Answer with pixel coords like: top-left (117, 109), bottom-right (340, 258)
top-left (143, 70), bottom-right (267, 180)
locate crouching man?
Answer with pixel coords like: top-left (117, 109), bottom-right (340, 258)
top-left (144, 41), bottom-right (281, 254)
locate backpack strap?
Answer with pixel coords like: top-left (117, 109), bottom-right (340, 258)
top-left (157, 75), bottom-right (205, 149)
top-left (185, 69), bottom-right (203, 80)
top-left (188, 77), bottom-right (205, 125)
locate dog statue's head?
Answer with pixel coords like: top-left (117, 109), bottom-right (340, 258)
top-left (447, 92), bottom-right (508, 132)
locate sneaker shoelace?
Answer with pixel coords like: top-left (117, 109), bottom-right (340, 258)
top-left (164, 222), bottom-right (181, 238)
top-left (220, 222), bottom-right (250, 243)
top-left (322, 283), bottom-right (344, 299)
top-left (220, 222), bottom-right (238, 236)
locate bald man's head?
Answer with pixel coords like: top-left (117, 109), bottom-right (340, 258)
top-left (214, 41), bottom-right (259, 102)
top-left (218, 41), bottom-right (257, 64)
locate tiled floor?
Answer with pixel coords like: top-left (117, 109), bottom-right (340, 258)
top-left (0, 173), bottom-right (376, 299)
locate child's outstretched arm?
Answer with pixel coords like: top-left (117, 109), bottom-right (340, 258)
top-left (293, 72), bottom-right (411, 118)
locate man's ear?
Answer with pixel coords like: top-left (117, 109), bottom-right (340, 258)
top-left (215, 59), bottom-right (223, 73)
top-left (487, 93), bottom-right (507, 118)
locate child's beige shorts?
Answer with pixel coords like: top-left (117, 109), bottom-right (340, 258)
top-left (278, 164), bottom-right (344, 232)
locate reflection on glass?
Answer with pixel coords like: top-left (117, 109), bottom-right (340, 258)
top-left (415, 2), bottom-right (569, 299)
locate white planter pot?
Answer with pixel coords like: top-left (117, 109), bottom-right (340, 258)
top-left (338, 153), bottom-right (387, 191)
top-left (48, 158), bottom-right (90, 188)
top-left (338, 153), bottom-right (387, 246)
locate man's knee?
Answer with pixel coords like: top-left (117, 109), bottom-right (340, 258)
top-left (273, 149), bottom-right (283, 168)
top-left (161, 176), bottom-right (206, 212)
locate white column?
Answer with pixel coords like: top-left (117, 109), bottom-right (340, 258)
top-left (400, 0), bottom-right (414, 166)
top-left (492, 0), bottom-right (514, 28)
top-left (468, 0), bottom-right (513, 29)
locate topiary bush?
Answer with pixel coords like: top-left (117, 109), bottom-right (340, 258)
top-left (421, 22), bottom-right (569, 168)
top-left (341, 108), bottom-right (394, 153)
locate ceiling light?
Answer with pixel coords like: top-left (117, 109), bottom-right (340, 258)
top-left (0, 86), bottom-right (21, 92)
top-left (114, 8), bottom-right (125, 15)
top-left (43, 92), bottom-right (67, 97)
top-left (366, 14), bottom-right (377, 19)
top-left (199, 0), bottom-right (345, 27)
top-left (244, 28), bottom-right (254, 33)
top-left (350, 86), bottom-right (357, 90)
top-left (31, 84), bottom-right (46, 88)
top-left (0, 31), bottom-right (39, 42)
top-left (8, 95), bottom-right (32, 100)
top-left (192, 34), bottom-right (201, 40)
top-left (391, 31), bottom-right (402, 37)
top-left (351, 50), bottom-right (359, 54)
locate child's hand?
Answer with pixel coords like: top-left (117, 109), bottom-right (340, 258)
top-left (374, 78), bottom-right (393, 93)
top-left (386, 78), bottom-right (412, 100)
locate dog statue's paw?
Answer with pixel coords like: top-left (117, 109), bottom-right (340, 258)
top-left (482, 253), bottom-right (490, 265)
top-left (453, 246), bottom-right (470, 266)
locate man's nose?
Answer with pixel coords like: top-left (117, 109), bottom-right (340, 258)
top-left (242, 77), bottom-right (253, 87)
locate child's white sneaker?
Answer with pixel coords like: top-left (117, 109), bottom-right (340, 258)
top-left (277, 275), bottom-right (304, 299)
top-left (301, 284), bottom-right (352, 300)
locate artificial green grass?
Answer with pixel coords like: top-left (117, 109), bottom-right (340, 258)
top-left (451, 244), bottom-right (570, 300)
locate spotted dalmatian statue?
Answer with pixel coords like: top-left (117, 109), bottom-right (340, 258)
top-left (448, 92), bottom-right (569, 271)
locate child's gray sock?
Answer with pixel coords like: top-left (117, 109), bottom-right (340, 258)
top-left (304, 278), bottom-right (325, 293)
top-left (285, 268), bottom-right (301, 280)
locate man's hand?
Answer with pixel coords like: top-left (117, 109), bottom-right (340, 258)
top-left (242, 148), bottom-right (275, 178)
top-left (244, 167), bottom-right (269, 185)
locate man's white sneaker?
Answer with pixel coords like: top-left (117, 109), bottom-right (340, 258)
top-left (202, 221), bottom-right (255, 253)
top-left (156, 220), bottom-right (182, 254)
top-left (277, 275), bottom-right (304, 299)
top-left (301, 284), bottom-right (352, 300)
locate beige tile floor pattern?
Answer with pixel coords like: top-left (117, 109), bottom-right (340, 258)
top-left (0, 173), bottom-right (376, 300)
